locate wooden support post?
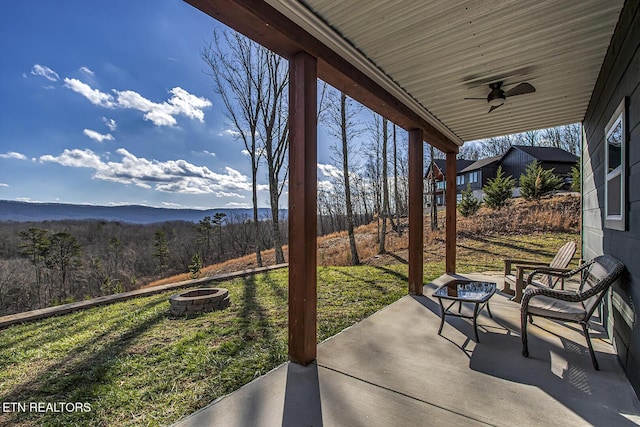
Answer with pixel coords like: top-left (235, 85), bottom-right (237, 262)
top-left (445, 152), bottom-right (457, 274)
top-left (408, 129), bottom-right (424, 295)
top-left (288, 51), bottom-right (317, 365)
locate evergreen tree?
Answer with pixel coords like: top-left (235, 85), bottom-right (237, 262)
top-left (458, 183), bottom-right (481, 217)
top-left (570, 163), bottom-right (581, 193)
top-left (189, 253), bottom-right (202, 279)
top-left (483, 166), bottom-right (515, 210)
top-left (519, 160), bottom-right (564, 200)
top-left (153, 231), bottom-right (169, 270)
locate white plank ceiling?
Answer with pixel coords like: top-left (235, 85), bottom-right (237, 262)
top-left (268, 0), bottom-right (624, 144)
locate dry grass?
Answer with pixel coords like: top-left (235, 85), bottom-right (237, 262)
top-left (146, 194), bottom-right (580, 287)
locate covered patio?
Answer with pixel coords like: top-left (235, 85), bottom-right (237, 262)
top-left (175, 274), bottom-right (640, 426)
top-left (176, 0), bottom-right (640, 424)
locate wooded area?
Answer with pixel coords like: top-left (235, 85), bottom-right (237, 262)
top-left (0, 214), bottom-right (283, 316)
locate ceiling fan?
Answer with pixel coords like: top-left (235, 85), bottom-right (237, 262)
top-left (465, 81), bottom-right (536, 113)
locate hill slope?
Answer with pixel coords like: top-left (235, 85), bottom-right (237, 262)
top-left (147, 194), bottom-right (580, 287)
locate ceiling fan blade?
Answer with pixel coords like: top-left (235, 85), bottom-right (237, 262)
top-left (488, 104), bottom-right (503, 113)
top-left (505, 82), bottom-right (536, 97)
top-left (464, 97), bottom-right (487, 100)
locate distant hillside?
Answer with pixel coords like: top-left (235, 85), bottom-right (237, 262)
top-left (0, 200), bottom-right (280, 224)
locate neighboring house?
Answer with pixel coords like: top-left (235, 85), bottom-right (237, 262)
top-left (425, 158), bottom-right (474, 205)
top-left (458, 155), bottom-right (501, 201)
top-left (428, 146), bottom-right (578, 204)
top-left (499, 145), bottom-right (579, 195)
top-left (582, 0), bottom-right (640, 395)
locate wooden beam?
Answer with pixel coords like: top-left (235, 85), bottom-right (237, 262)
top-left (288, 51), bottom-right (317, 365)
top-left (184, 0), bottom-right (458, 153)
top-left (445, 152), bottom-right (457, 274)
top-left (408, 129), bottom-right (424, 295)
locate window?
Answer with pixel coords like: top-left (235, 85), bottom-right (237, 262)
top-left (436, 181), bottom-right (445, 190)
top-left (605, 98), bottom-right (626, 231)
top-left (468, 171), bottom-right (478, 184)
top-left (456, 193), bottom-right (462, 203)
top-left (457, 175), bottom-right (464, 185)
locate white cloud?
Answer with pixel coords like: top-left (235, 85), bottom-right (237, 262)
top-left (162, 201), bottom-right (184, 208)
top-left (64, 78), bottom-right (212, 127)
top-left (226, 202), bottom-right (251, 208)
top-left (31, 64), bottom-right (59, 82)
top-left (219, 128), bottom-right (241, 138)
top-left (102, 117), bottom-right (117, 131)
top-left (39, 148), bottom-right (252, 196)
top-left (203, 150), bottom-right (216, 157)
top-left (317, 163), bottom-right (343, 179)
top-left (40, 148), bottom-right (105, 169)
top-left (63, 78), bottom-right (116, 108)
top-left (0, 183), bottom-right (9, 188)
top-left (317, 180), bottom-right (335, 192)
top-left (79, 66), bottom-right (95, 77)
top-left (83, 128), bottom-right (114, 142)
top-left (0, 152), bottom-right (28, 160)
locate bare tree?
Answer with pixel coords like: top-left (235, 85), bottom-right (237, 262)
top-left (429, 145), bottom-right (438, 231)
top-left (392, 124), bottom-right (402, 235)
top-left (202, 29), bottom-right (265, 266)
top-left (258, 50), bottom-right (289, 264)
top-left (324, 90), bottom-right (363, 265)
top-left (379, 117), bottom-right (390, 254)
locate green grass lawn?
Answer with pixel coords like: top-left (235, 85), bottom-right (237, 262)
top-left (0, 231), bottom-right (578, 426)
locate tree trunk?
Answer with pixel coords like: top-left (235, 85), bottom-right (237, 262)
top-left (430, 145), bottom-right (438, 231)
top-left (392, 124), bottom-right (401, 236)
top-left (341, 93), bottom-right (360, 265)
top-left (379, 118), bottom-right (389, 254)
top-left (251, 155), bottom-right (262, 267)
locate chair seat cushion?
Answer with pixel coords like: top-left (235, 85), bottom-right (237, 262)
top-left (524, 285), bottom-right (587, 322)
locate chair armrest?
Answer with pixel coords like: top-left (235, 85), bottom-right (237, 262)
top-left (504, 259), bottom-right (546, 275)
top-left (527, 263), bottom-right (590, 285)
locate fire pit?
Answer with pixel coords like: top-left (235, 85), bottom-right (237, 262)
top-left (169, 288), bottom-right (230, 316)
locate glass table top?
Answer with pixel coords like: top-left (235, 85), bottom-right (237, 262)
top-left (433, 280), bottom-right (496, 302)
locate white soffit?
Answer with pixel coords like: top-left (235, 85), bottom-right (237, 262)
top-left (268, 0), bottom-right (623, 143)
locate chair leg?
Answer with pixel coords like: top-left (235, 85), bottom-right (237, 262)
top-left (521, 310), bottom-right (529, 357)
top-left (582, 323), bottom-right (599, 370)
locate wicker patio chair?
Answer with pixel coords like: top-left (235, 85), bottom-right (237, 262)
top-left (503, 241), bottom-right (576, 303)
top-left (521, 254), bottom-right (625, 370)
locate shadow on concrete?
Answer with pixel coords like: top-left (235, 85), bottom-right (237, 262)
top-left (282, 362), bottom-right (323, 427)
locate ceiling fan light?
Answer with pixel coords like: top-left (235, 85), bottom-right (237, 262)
top-left (489, 97), bottom-right (505, 107)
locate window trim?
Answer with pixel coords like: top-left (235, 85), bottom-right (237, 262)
top-left (604, 98), bottom-right (626, 231)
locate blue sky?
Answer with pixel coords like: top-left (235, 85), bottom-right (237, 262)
top-left (0, 0), bottom-right (338, 209)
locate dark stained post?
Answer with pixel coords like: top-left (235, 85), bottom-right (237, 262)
top-left (445, 151), bottom-right (457, 274)
top-left (288, 51), bottom-right (317, 365)
top-left (408, 129), bottom-right (424, 295)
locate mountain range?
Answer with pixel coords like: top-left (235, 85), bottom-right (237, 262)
top-left (0, 200), bottom-right (280, 224)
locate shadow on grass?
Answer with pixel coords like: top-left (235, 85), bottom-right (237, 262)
top-left (324, 267), bottom-right (394, 295)
top-left (0, 298), bottom-right (169, 426)
top-left (0, 295), bottom-right (171, 370)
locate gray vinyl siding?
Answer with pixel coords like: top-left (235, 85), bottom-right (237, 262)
top-left (583, 0), bottom-right (640, 397)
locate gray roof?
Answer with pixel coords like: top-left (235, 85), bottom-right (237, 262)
top-left (431, 158), bottom-right (475, 176)
top-left (508, 145), bottom-right (579, 163)
top-left (460, 155), bottom-right (501, 173)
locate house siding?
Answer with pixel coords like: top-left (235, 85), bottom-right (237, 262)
top-left (500, 149), bottom-right (535, 181)
top-left (583, 0), bottom-right (640, 397)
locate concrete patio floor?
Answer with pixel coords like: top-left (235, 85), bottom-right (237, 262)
top-left (173, 274), bottom-right (640, 426)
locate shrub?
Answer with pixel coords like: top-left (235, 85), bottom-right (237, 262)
top-left (570, 163), bottom-right (581, 193)
top-left (520, 160), bottom-right (564, 200)
top-left (458, 183), bottom-right (481, 217)
top-left (189, 253), bottom-right (202, 279)
top-left (483, 166), bottom-right (515, 210)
